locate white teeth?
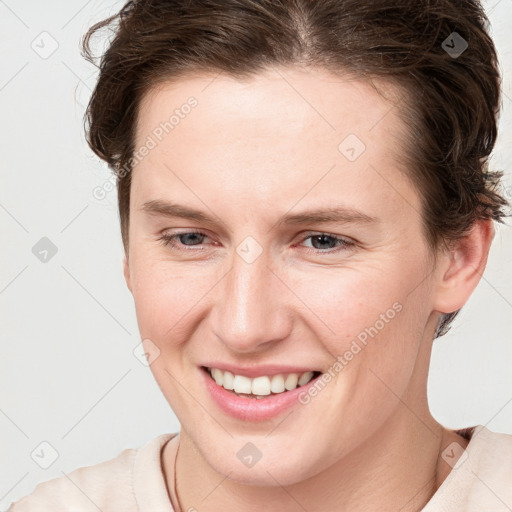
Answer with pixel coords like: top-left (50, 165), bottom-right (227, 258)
top-left (233, 375), bottom-right (252, 394)
top-left (298, 371), bottom-right (314, 386)
top-left (208, 368), bottom-right (317, 396)
top-left (270, 374), bottom-right (285, 393)
top-left (251, 376), bottom-right (271, 395)
top-left (284, 373), bottom-right (298, 390)
top-left (211, 368), bottom-right (223, 386)
top-left (223, 371), bottom-right (234, 390)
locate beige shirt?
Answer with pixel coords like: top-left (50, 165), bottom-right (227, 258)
top-left (8, 425), bottom-right (512, 511)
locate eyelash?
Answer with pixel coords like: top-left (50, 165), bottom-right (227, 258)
top-left (157, 231), bottom-right (355, 254)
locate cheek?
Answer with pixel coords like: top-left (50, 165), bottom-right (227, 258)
top-left (286, 262), bottom-right (429, 403)
top-left (129, 254), bottom-right (221, 346)
top-left (285, 263), bottom-right (418, 347)
top-left (287, 268), bottom-right (427, 456)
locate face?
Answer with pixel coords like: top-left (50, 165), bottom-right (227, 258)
top-left (124, 66), bottom-right (444, 485)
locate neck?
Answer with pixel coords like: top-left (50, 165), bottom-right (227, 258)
top-left (167, 408), bottom-right (465, 512)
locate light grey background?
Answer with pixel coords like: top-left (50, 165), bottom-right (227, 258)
top-left (1, 0), bottom-right (511, 508)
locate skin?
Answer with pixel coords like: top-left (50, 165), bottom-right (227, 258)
top-left (123, 66), bottom-right (493, 511)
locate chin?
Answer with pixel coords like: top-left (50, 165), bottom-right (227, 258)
top-left (203, 439), bottom-right (322, 487)
top-left (216, 461), bottom-right (309, 487)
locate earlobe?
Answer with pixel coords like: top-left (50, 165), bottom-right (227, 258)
top-left (433, 220), bottom-right (494, 314)
top-left (123, 255), bottom-right (132, 293)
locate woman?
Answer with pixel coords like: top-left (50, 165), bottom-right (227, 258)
top-left (9, 0), bottom-right (511, 510)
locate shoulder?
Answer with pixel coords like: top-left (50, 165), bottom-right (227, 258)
top-left (425, 426), bottom-right (512, 511)
top-left (462, 426), bottom-right (512, 510)
top-left (7, 434), bottom-right (176, 512)
top-left (468, 425), bottom-right (512, 469)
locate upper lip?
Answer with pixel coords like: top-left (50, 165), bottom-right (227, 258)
top-left (201, 363), bottom-right (321, 378)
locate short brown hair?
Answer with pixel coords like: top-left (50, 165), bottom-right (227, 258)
top-left (82, 0), bottom-right (509, 337)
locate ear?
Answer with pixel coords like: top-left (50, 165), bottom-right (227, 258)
top-left (433, 219), bottom-right (494, 314)
top-left (123, 254), bottom-right (132, 293)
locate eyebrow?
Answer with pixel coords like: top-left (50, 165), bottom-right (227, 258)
top-left (140, 199), bottom-right (378, 228)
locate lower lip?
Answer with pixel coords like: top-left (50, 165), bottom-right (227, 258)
top-left (201, 367), bottom-right (321, 422)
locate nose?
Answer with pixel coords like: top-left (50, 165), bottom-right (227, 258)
top-left (211, 245), bottom-right (292, 354)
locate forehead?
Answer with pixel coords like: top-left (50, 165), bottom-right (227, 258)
top-left (136, 66), bottom-right (405, 147)
top-left (132, 66), bottom-right (420, 221)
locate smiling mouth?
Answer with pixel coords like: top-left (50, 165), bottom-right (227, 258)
top-left (202, 366), bottom-right (322, 399)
